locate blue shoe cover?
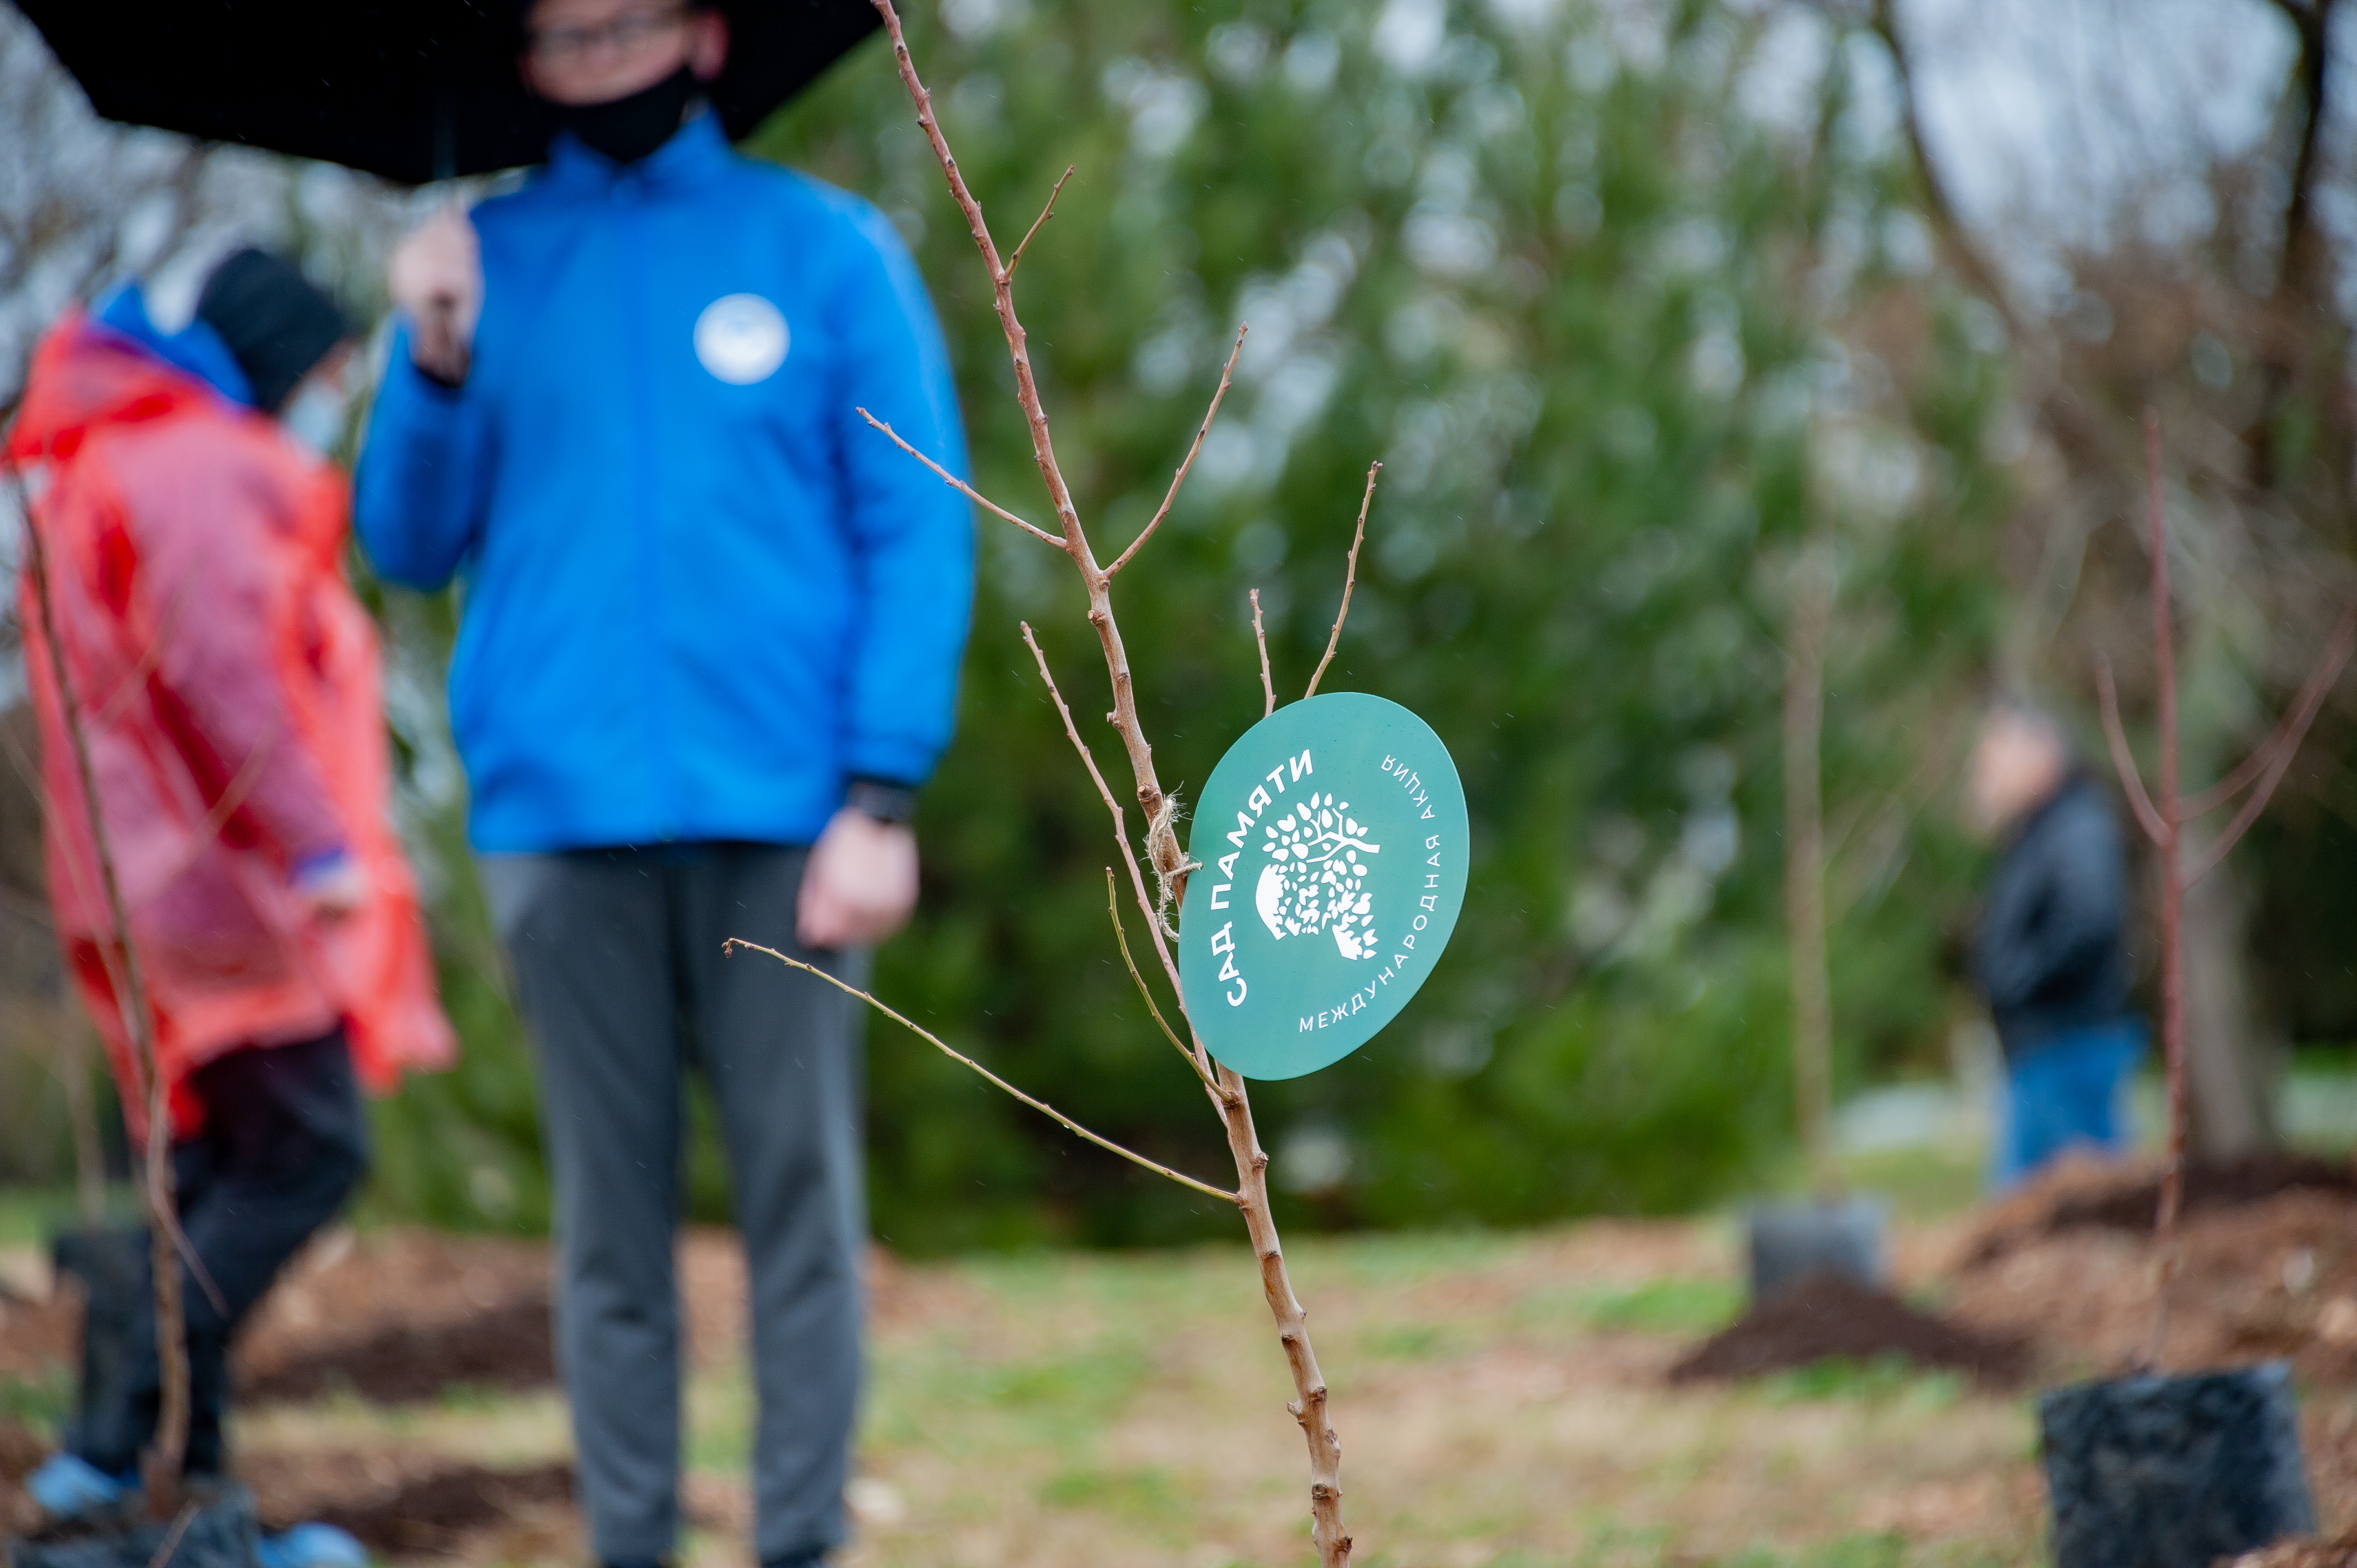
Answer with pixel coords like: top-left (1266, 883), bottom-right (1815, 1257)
top-left (258, 1523), bottom-right (370, 1568)
top-left (26, 1452), bottom-right (137, 1518)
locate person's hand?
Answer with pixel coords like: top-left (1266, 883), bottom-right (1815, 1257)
top-left (292, 848), bottom-right (370, 922)
top-left (387, 204), bottom-right (482, 385)
top-left (796, 808), bottom-right (918, 950)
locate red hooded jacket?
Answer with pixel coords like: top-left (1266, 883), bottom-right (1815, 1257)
top-left (5, 311), bottom-right (455, 1138)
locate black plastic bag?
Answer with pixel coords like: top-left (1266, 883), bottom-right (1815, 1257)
top-left (2041, 1361), bottom-right (2314, 1568)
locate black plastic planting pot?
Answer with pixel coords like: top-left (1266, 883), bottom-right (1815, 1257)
top-left (1743, 1196), bottom-right (1886, 1305)
top-left (2040, 1361), bottom-right (2314, 1568)
top-left (6, 1482), bottom-right (260, 1568)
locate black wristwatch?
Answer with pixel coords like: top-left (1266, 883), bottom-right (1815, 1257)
top-left (845, 777), bottom-right (918, 826)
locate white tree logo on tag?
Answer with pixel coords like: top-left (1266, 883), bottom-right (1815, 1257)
top-left (1254, 792), bottom-right (1381, 960)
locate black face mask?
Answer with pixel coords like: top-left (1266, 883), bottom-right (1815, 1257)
top-left (558, 64), bottom-right (699, 164)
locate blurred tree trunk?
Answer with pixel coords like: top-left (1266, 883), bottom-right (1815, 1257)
top-left (2179, 850), bottom-right (2282, 1156)
top-left (1785, 540), bottom-right (1839, 1196)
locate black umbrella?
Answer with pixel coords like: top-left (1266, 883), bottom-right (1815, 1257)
top-left (12, 0), bottom-right (881, 184)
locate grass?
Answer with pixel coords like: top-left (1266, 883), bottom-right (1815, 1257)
top-left (235, 1218), bottom-right (2052, 1566)
top-left (9, 1149), bottom-right (2050, 1567)
top-left (673, 1225), bottom-right (2041, 1568)
top-left (0, 1366), bottom-right (71, 1437)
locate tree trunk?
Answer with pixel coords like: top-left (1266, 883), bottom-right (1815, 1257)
top-left (1784, 540), bottom-right (1839, 1198)
top-left (2178, 850), bottom-right (2281, 1157)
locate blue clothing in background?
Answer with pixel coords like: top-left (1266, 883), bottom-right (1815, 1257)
top-left (355, 116), bottom-right (974, 853)
top-left (1994, 1018), bottom-right (2145, 1189)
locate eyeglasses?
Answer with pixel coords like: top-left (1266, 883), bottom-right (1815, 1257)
top-left (527, 7), bottom-right (689, 66)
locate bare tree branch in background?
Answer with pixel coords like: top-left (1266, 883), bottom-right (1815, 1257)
top-left (2253, 0), bottom-right (2346, 487)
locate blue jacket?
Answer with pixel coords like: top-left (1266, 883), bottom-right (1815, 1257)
top-left (356, 115), bottom-right (973, 853)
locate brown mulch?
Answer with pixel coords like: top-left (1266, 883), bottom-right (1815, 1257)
top-left (1955, 1152), bottom-right (2357, 1269)
top-left (4, 1226), bottom-right (929, 1414)
top-left (1943, 1157), bottom-right (2357, 1386)
top-left (0, 1282), bottom-right (79, 1383)
top-left (229, 1228), bottom-right (557, 1405)
top-left (240, 1295), bottom-right (555, 1406)
top-left (1666, 1270), bottom-right (2029, 1387)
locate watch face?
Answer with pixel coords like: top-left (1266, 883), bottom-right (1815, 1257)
top-left (1178, 691), bottom-right (1468, 1081)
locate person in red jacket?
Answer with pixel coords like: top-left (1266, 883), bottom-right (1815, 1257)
top-left (6, 249), bottom-right (454, 1535)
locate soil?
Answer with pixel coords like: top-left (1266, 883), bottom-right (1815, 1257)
top-left (2, 1226), bottom-right (776, 1410)
top-left (238, 1295), bottom-right (553, 1406)
top-left (1954, 1152), bottom-right (2357, 1268)
top-left (1942, 1158), bottom-right (2357, 1385)
top-left (1666, 1270), bottom-right (2029, 1386)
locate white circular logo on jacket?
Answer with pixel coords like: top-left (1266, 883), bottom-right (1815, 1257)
top-left (694, 294), bottom-right (789, 384)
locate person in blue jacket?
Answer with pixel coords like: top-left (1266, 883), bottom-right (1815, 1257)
top-left (355, 2), bottom-right (972, 1564)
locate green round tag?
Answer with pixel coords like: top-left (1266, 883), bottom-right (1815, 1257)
top-left (1178, 692), bottom-right (1469, 1080)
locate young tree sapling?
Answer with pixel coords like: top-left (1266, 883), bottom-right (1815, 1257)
top-left (2095, 411), bottom-right (2354, 1368)
top-left (728, 6), bottom-right (1386, 1559)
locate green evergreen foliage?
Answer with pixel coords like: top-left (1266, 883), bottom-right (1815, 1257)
top-left (364, 0), bottom-right (2011, 1249)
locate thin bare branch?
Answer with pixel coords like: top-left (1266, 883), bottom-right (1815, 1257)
top-left (725, 939), bottom-right (1240, 1205)
top-left (1022, 628), bottom-right (1146, 926)
top-left (1250, 589), bottom-right (1275, 719)
top-left (857, 408), bottom-right (1062, 546)
top-left (1107, 868), bottom-right (1216, 1089)
top-left (871, 0), bottom-right (1085, 551)
top-left (1305, 463), bottom-right (1379, 700)
top-left (19, 493), bottom-right (191, 1504)
top-left (876, 4), bottom-right (1351, 1554)
top-left (145, 1501), bottom-right (200, 1568)
top-left (0, 614), bottom-right (225, 1320)
top-left (1107, 324), bottom-right (1247, 577)
top-left (1022, 625), bottom-right (1221, 1093)
top-left (871, 0), bottom-right (1183, 923)
top-left (2185, 607), bottom-right (2357, 883)
top-left (1003, 164), bottom-right (1074, 282)
top-left (2140, 408), bottom-right (2186, 1375)
top-left (2178, 740), bottom-right (2281, 822)
top-left (2096, 658), bottom-right (2169, 845)
top-left (2179, 606), bottom-right (2355, 819)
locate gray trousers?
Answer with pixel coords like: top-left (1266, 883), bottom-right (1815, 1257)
top-left (480, 845), bottom-right (865, 1566)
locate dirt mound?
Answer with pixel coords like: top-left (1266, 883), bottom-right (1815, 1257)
top-left (4, 1226), bottom-right (914, 1415)
top-left (1666, 1270), bottom-right (2027, 1386)
top-left (240, 1294), bottom-right (554, 1406)
top-left (1948, 1185), bottom-right (2357, 1385)
top-left (234, 1226), bottom-right (754, 1406)
top-left (1958, 1153), bottom-right (2357, 1268)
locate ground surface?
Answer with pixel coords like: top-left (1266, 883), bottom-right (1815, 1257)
top-left (5, 1152), bottom-right (2357, 1567)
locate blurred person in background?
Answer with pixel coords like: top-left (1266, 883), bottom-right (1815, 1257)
top-left (353, 1), bottom-right (972, 1565)
top-left (1966, 699), bottom-right (2144, 1189)
top-left (3, 247), bottom-right (455, 1558)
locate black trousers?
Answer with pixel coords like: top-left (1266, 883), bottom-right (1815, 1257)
top-left (70, 1027), bottom-right (367, 1475)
